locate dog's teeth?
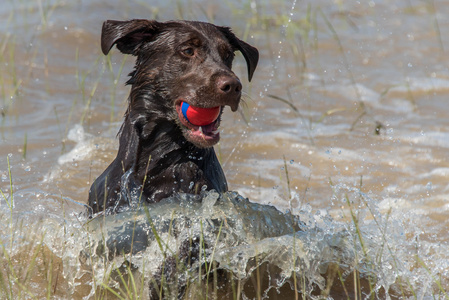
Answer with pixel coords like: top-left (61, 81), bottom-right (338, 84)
top-left (199, 126), bottom-right (204, 135)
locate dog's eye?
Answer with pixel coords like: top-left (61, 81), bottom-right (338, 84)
top-left (182, 48), bottom-right (195, 57)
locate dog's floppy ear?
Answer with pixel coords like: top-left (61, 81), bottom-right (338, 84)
top-left (218, 27), bottom-right (259, 82)
top-left (101, 19), bottom-right (161, 56)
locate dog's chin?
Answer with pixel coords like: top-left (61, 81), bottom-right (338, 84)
top-left (175, 103), bottom-right (222, 148)
top-left (182, 127), bottom-right (220, 148)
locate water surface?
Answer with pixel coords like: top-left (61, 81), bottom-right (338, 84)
top-left (1, 0), bottom-right (449, 299)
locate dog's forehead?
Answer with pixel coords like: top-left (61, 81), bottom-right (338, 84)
top-left (164, 21), bottom-right (232, 50)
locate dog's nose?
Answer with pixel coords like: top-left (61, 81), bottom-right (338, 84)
top-left (217, 76), bottom-right (242, 111)
top-left (217, 76), bottom-right (242, 95)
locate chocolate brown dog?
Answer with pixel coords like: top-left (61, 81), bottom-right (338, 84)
top-left (88, 20), bottom-right (258, 214)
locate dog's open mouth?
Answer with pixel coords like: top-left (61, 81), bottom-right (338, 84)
top-left (175, 101), bottom-right (222, 147)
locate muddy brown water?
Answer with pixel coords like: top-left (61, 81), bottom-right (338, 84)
top-left (1, 0), bottom-right (449, 299)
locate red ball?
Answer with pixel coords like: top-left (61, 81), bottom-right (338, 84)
top-left (181, 102), bottom-right (220, 126)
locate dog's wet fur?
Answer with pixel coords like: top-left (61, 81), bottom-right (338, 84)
top-left (88, 19), bottom-right (258, 215)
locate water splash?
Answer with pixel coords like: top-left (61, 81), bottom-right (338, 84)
top-left (223, 0), bottom-right (298, 168)
top-left (72, 189), bottom-right (410, 299)
top-left (264, 0), bottom-right (298, 93)
top-left (2, 184), bottom-right (445, 298)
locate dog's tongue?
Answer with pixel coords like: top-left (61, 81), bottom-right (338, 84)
top-left (199, 122), bottom-right (218, 135)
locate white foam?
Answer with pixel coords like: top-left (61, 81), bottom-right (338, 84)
top-left (43, 124), bottom-right (116, 182)
top-left (419, 167), bottom-right (449, 179)
top-left (321, 82), bottom-right (380, 104)
top-left (400, 131), bottom-right (449, 148)
top-left (387, 77), bottom-right (449, 95)
top-left (57, 124), bottom-right (94, 165)
top-left (378, 197), bottom-right (412, 211)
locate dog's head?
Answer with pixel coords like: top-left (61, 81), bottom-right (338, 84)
top-left (101, 19), bottom-right (258, 148)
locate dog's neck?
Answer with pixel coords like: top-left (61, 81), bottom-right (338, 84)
top-left (115, 110), bottom-right (227, 203)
